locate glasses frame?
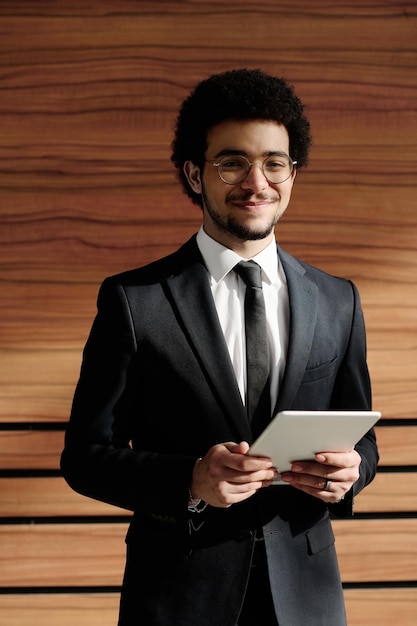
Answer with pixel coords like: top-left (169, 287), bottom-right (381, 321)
top-left (206, 153), bottom-right (297, 185)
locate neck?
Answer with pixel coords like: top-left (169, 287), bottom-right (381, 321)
top-left (202, 225), bottom-right (275, 259)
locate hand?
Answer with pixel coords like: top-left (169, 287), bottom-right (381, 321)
top-left (190, 441), bottom-right (278, 508)
top-left (280, 448), bottom-right (361, 503)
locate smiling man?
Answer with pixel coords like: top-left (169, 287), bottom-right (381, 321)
top-left (185, 120), bottom-right (295, 250)
top-left (61, 69), bottom-right (379, 626)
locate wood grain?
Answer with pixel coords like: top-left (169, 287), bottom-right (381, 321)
top-left (0, 477), bottom-right (129, 517)
top-left (1, 2), bottom-right (416, 624)
top-left (344, 589), bottom-right (417, 626)
top-left (1, 1), bottom-right (416, 424)
top-left (0, 590), bottom-right (416, 626)
top-left (353, 472), bottom-right (417, 514)
top-left (0, 471), bottom-right (415, 518)
top-left (0, 424), bottom-right (414, 469)
top-left (1, 520), bottom-right (416, 587)
top-left (334, 519), bottom-right (417, 583)
top-left (0, 594), bottom-right (120, 626)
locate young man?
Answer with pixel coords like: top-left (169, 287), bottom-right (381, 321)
top-left (61, 69), bottom-right (379, 625)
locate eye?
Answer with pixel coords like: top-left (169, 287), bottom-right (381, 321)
top-left (264, 157), bottom-right (288, 171)
top-left (219, 156), bottom-right (247, 171)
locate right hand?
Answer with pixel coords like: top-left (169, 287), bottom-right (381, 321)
top-left (190, 441), bottom-right (278, 508)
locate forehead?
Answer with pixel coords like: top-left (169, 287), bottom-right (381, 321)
top-left (206, 119), bottom-right (290, 157)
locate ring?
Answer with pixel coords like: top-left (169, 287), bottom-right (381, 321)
top-left (324, 479), bottom-right (332, 491)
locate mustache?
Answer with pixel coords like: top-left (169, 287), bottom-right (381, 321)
top-left (227, 191), bottom-right (279, 202)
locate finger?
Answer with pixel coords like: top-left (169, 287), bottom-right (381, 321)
top-left (315, 449), bottom-right (359, 468)
top-left (224, 441), bottom-right (250, 454)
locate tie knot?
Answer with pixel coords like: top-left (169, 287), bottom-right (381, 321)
top-left (234, 260), bottom-right (263, 289)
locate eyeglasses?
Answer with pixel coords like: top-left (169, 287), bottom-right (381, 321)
top-left (206, 153), bottom-right (297, 185)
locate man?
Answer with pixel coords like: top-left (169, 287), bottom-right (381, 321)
top-left (61, 69), bottom-right (379, 625)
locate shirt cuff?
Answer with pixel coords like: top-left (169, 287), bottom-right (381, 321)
top-left (187, 487), bottom-right (208, 513)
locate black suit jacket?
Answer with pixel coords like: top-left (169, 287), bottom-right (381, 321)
top-left (61, 235), bottom-right (378, 626)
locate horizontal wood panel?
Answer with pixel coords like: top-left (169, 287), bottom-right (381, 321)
top-left (0, 477), bottom-right (129, 517)
top-left (334, 519), bottom-right (417, 583)
top-left (375, 426), bottom-right (417, 467)
top-left (0, 15), bottom-right (415, 86)
top-left (0, 431), bottom-right (64, 470)
top-left (1, 351), bottom-right (415, 421)
top-left (2, 0), bottom-right (417, 19)
top-left (0, 589), bottom-right (415, 626)
top-left (1, 523), bottom-right (127, 587)
top-left (353, 473), bottom-right (417, 514)
top-left (0, 472), bottom-right (415, 518)
top-left (1, 520), bottom-right (416, 587)
top-left (344, 588), bottom-right (417, 626)
top-left (0, 593), bottom-right (119, 626)
top-left (0, 425), bottom-right (415, 469)
top-left (0, 2), bottom-right (416, 427)
top-left (0, 4), bottom-right (416, 626)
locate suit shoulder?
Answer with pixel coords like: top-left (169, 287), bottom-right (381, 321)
top-left (279, 246), bottom-right (353, 286)
top-left (102, 235), bottom-right (200, 288)
top-left (278, 246), bottom-right (359, 307)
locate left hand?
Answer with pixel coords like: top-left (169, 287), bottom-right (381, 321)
top-left (280, 448), bottom-right (361, 503)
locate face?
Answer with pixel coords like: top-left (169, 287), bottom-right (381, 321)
top-left (183, 119), bottom-right (296, 253)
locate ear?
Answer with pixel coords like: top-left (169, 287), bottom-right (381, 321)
top-left (183, 161), bottom-right (202, 194)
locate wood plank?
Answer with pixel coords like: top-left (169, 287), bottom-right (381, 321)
top-left (0, 471), bottom-right (415, 518)
top-left (0, 0), bottom-right (416, 18)
top-left (0, 422), bottom-right (417, 470)
top-left (0, 477), bottom-right (128, 517)
top-left (354, 472), bottom-right (417, 514)
top-left (344, 588), bottom-right (417, 626)
top-left (0, 589), bottom-right (415, 626)
top-left (0, 520), bottom-right (416, 587)
top-left (0, 5), bottom-right (414, 625)
top-left (0, 523), bottom-right (127, 587)
top-left (334, 519), bottom-right (417, 583)
top-left (1, 425), bottom-right (416, 469)
top-left (0, 2), bottom-right (416, 429)
top-left (0, 431), bottom-right (64, 470)
top-left (0, 593), bottom-right (119, 626)
top-left (1, 346), bottom-right (416, 422)
top-left (375, 426), bottom-right (417, 467)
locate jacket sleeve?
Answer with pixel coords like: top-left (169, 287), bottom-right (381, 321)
top-left (60, 278), bottom-right (195, 518)
top-left (329, 280), bottom-right (379, 517)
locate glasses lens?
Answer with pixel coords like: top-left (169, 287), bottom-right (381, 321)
top-left (217, 154), bottom-right (293, 184)
top-left (218, 155), bottom-right (249, 184)
top-left (263, 155), bottom-right (292, 183)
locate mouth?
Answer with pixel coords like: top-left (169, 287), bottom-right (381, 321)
top-left (229, 192), bottom-right (278, 208)
top-left (232, 199), bottom-right (276, 211)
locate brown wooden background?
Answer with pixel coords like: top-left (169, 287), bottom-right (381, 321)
top-left (1, 1), bottom-right (416, 624)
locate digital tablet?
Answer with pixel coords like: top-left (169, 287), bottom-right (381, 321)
top-left (248, 410), bottom-right (381, 482)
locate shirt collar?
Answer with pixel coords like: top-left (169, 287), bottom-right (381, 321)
top-left (196, 226), bottom-right (282, 285)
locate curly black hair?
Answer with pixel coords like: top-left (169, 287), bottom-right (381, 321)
top-left (171, 68), bottom-right (312, 207)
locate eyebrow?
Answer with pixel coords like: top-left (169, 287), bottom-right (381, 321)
top-left (213, 148), bottom-right (289, 159)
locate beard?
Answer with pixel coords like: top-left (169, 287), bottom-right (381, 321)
top-left (201, 183), bottom-right (282, 241)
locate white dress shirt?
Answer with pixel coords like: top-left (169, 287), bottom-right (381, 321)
top-left (196, 226), bottom-right (289, 412)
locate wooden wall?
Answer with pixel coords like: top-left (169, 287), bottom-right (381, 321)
top-left (1, 1), bottom-right (416, 624)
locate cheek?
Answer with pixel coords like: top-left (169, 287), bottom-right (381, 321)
top-left (278, 178), bottom-right (295, 198)
top-left (203, 179), bottom-right (227, 204)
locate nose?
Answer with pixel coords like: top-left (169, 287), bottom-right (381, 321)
top-left (240, 162), bottom-right (269, 192)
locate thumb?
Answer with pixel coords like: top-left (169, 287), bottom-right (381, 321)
top-left (229, 441), bottom-right (250, 454)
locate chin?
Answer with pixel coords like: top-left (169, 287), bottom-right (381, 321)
top-left (229, 221), bottom-right (275, 241)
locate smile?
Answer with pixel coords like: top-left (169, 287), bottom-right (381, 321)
top-left (232, 200), bottom-right (276, 209)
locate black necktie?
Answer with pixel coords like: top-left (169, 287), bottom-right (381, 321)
top-left (234, 261), bottom-right (271, 425)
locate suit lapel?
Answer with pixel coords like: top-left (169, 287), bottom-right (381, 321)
top-left (274, 249), bottom-right (318, 412)
top-left (163, 238), bottom-right (318, 437)
top-left (165, 248), bottom-right (251, 441)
